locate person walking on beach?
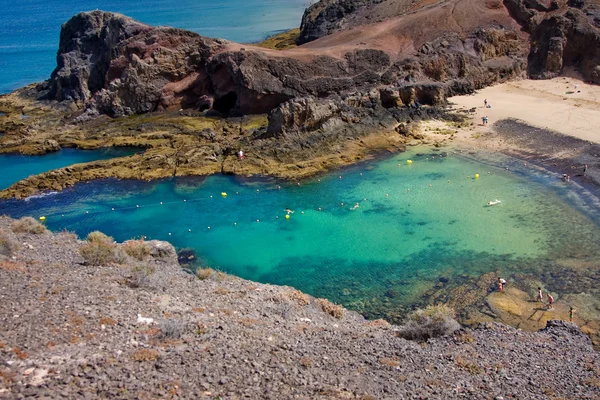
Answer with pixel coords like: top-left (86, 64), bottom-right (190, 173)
top-left (537, 287), bottom-right (543, 302)
top-left (547, 293), bottom-right (555, 310)
top-left (484, 99), bottom-right (488, 108)
top-left (569, 307), bottom-right (575, 323)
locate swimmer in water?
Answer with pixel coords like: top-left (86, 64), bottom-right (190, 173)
top-left (285, 208), bottom-right (294, 214)
top-left (350, 203), bottom-right (360, 210)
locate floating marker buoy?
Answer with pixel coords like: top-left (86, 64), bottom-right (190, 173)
top-left (475, 174), bottom-right (480, 179)
top-left (221, 192), bottom-right (227, 197)
top-left (285, 214), bottom-right (290, 220)
top-left (39, 216), bottom-right (46, 221)
top-left (407, 160), bottom-right (413, 164)
top-left (160, 202), bottom-right (163, 205)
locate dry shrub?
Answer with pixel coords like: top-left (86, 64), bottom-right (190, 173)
top-left (11, 347), bottom-right (27, 360)
top-left (317, 298), bottom-right (344, 319)
top-left (288, 289), bottom-right (310, 306)
top-left (196, 267), bottom-right (214, 280)
top-left (158, 319), bottom-right (187, 339)
top-left (131, 349), bottom-right (159, 362)
top-left (122, 240), bottom-right (151, 261)
top-left (299, 357), bottom-right (313, 367)
top-left (215, 287), bottom-right (230, 295)
top-left (0, 233), bottom-right (19, 256)
top-left (99, 317), bottom-right (117, 326)
top-left (456, 357), bottom-right (483, 374)
top-left (368, 319), bottom-right (391, 328)
top-left (80, 231), bottom-right (117, 266)
top-left (396, 304), bottom-right (461, 341)
top-left (11, 217), bottom-right (47, 235)
top-left (380, 357), bottom-right (401, 368)
top-left (128, 265), bottom-right (156, 289)
top-left (0, 260), bottom-right (25, 273)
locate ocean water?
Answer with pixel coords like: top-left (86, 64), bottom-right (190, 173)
top-left (3, 146), bottom-right (600, 318)
top-left (0, 0), bottom-right (307, 94)
top-left (0, 147), bottom-right (139, 191)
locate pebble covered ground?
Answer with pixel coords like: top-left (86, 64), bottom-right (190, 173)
top-left (1, 216), bottom-right (599, 399)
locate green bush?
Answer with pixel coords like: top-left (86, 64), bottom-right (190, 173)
top-left (397, 304), bottom-right (461, 341)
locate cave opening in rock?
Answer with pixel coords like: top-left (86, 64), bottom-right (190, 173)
top-left (213, 92), bottom-right (238, 115)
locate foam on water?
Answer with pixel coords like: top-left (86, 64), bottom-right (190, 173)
top-left (3, 146), bottom-right (600, 317)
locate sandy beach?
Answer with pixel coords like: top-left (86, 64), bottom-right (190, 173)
top-left (448, 74), bottom-right (600, 144)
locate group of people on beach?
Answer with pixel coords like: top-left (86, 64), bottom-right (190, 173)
top-left (498, 278), bottom-right (575, 322)
top-left (561, 165), bottom-right (588, 182)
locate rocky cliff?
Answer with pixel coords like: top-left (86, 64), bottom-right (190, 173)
top-left (1, 216), bottom-right (599, 398)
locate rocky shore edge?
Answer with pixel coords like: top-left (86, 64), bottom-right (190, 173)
top-left (1, 216), bottom-right (599, 399)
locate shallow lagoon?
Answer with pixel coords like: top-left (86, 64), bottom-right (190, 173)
top-left (0, 147), bottom-right (139, 191)
top-left (3, 145), bottom-right (600, 321)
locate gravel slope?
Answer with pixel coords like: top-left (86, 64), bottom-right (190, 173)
top-left (1, 217), bottom-right (599, 399)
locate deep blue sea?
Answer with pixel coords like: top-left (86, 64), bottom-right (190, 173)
top-left (0, 0), bottom-right (307, 94)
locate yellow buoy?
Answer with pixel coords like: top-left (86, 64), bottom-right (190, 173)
top-left (221, 192), bottom-right (227, 197)
top-left (407, 160), bottom-right (413, 164)
top-left (39, 216), bottom-right (46, 221)
top-left (285, 214), bottom-right (290, 220)
top-left (475, 174), bottom-right (480, 179)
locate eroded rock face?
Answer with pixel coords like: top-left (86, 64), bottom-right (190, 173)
top-left (505, 0), bottom-right (600, 82)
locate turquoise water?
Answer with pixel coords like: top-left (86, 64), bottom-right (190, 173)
top-left (0, 0), bottom-right (306, 94)
top-left (0, 147), bottom-right (139, 190)
top-left (3, 146), bottom-right (600, 319)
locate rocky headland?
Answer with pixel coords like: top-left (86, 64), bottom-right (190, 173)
top-left (1, 0), bottom-right (600, 198)
top-left (1, 216), bottom-right (600, 398)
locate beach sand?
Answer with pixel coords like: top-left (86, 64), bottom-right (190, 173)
top-left (448, 74), bottom-right (600, 144)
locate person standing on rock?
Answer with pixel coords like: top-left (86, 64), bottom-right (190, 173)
top-left (547, 293), bottom-right (555, 310)
top-left (537, 287), bottom-right (543, 302)
top-left (584, 164), bottom-right (588, 176)
top-left (498, 277), bottom-right (506, 292)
